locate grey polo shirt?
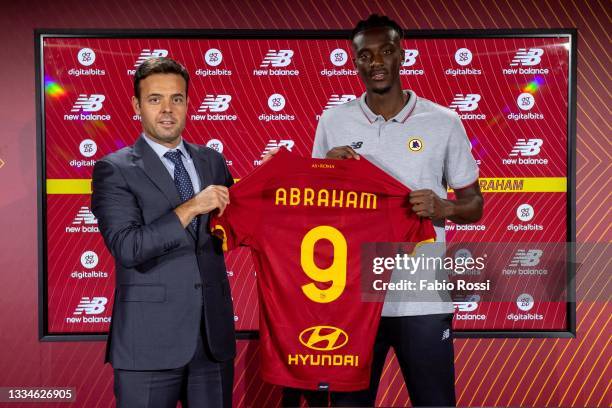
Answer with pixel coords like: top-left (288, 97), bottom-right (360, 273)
top-left (312, 90), bottom-right (479, 316)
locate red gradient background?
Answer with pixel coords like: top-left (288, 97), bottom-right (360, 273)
top-left (0, 0), bottom-right (609, 407)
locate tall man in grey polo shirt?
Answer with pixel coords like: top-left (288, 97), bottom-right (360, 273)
top-left (313, 15), bottom-right (483, 407)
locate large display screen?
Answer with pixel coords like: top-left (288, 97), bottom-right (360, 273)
top-left (37, 30), bottom-right (575, 338)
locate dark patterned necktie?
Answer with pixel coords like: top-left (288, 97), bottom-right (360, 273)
top-left (164, 150), bottom-right (198, 232)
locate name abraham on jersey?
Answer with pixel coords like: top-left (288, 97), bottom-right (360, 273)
top-left (275, 188), bottom-right (377, 210)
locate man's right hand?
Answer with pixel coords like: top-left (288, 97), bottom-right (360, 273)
top-left (174, 185), bottom-right (230, 228)
top-left (326, 146), bottom-right (360, 160)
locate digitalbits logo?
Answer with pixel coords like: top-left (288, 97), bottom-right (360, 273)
top-left (330, 48), bottom-right (348, 66)
top-left (455, 48), bottom-right (473, 66)
top-left (517, 93), bottom-right (535, 111)
top-left (268, 93), bottom-right (286, 112)
top-left (516, 293), bottom-right (534, 311)
top-left (80, 251), bottom-right (99, 269)
top-left (77, 48), bottom-right (96, 66)
top-left (403, 49), bottom-right (419, 67)
top-left (79, 139), bottom-right (97, 158)
top-left (205, 48), bottom-right (223, 66)
top-left (516, 203), bottom-right (534, 222)
top-left (206, 139), bottom-right (224, 153)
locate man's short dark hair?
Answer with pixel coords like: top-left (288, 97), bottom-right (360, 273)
top-left (350, 14), bottom-right (403, 42)
top-left (133, 57), bottom-right (189, 100)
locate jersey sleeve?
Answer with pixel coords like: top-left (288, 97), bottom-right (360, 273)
top-left (393, 203), bottom-right (436, 244)
top-left (444, 115), bottom-right (479, 189)
top-left (209, 175), bottom-right (261, 251)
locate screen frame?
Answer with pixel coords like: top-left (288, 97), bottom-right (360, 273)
top-left (36, 28), bottom-right (577, 341)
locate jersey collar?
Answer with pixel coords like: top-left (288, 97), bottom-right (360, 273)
top-left (358, 90), bottom-right (418, 124)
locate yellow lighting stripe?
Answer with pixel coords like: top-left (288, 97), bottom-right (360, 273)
top-left (46, 177), bottom-right (567, 195)
top-left (47, 179), bottom-right (92, 194)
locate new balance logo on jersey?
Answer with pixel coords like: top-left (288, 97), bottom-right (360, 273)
top-left (261, 140), bottom-right (294, 157)
top-left (260, 50), bottom-right (294, 67)
top-left (449, 94), bottom-right (480, 112)
top-left (73, 207), bottom-right (97, 225)
top-left (324, 94), bottom-right (356, 110)
top-left (198, 95), bottom-right (231, 112)
top-left (509, 139), bottom-right (543, 156)
top-left (134, 49), bottom-right (169, 67)
top-left (73, 297), bottom-right (107, 315)
top-left (509, 249), bottom-right (543, 267)
top-left (510, 48), bottom-right (544, 66)
top-left (441, 328), bottom-right (450, 341)
top-left (71, 94), bottom-right (105, 112)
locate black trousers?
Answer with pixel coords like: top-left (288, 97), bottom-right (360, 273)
top-left (113, 333), bottom-right (234, 408)
top-left (331, 313), bottom-right (456, 407)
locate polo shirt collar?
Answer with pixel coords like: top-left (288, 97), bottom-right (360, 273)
top-left (358, 90), bottom-right (418, 124)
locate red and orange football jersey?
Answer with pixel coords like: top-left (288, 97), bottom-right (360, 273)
top-left (211, 149), bottom-right (435, 391)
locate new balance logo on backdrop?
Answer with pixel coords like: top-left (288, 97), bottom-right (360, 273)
top-left (509, 249), bottom-right (543, 267)
top-left (260, 50), bottom-right (294, 67)
top-left (509, 139), bottom-right (543, 157)
top-left (400, 49), bottom-right (424, 75)
top-left (198, 95), bottom-right (231, 112)
top-left (134, 49), bottom-right (169, 67)
top-left (324, 94), bottom-right (356, 110)
top-left (71, 94), bottom-right (105, 112)
top-left (448, 94), bottom-right (486, 120)
top-left (448, 94), bottom-right (480, 112)
top-left (453, 301), bottom-right (478, 312)
top-left (261, 140), bottom-right (294, 157)
top-left (503, 48), bottom-right (549, 75)
top-left (510, 48), bottom-right (544, 66)
top-left (73, 297), bottom-right (107, 315)
top-left (73, 207), bottom-right (97, 225)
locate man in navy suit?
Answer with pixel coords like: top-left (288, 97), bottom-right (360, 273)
top-left (92, 57), bottom-right (235, 408)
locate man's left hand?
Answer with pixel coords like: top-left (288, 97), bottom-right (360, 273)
top-left (409, 189), bottom-right (452, 219)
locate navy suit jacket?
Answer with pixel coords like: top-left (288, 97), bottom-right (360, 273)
top-left (91, 136), bottom-right (236, 370)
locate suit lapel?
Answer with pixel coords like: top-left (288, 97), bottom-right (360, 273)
top-left (132, 137), bottom-right (197, 240)
top-left (184, 141), bottom-right (211, 239)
